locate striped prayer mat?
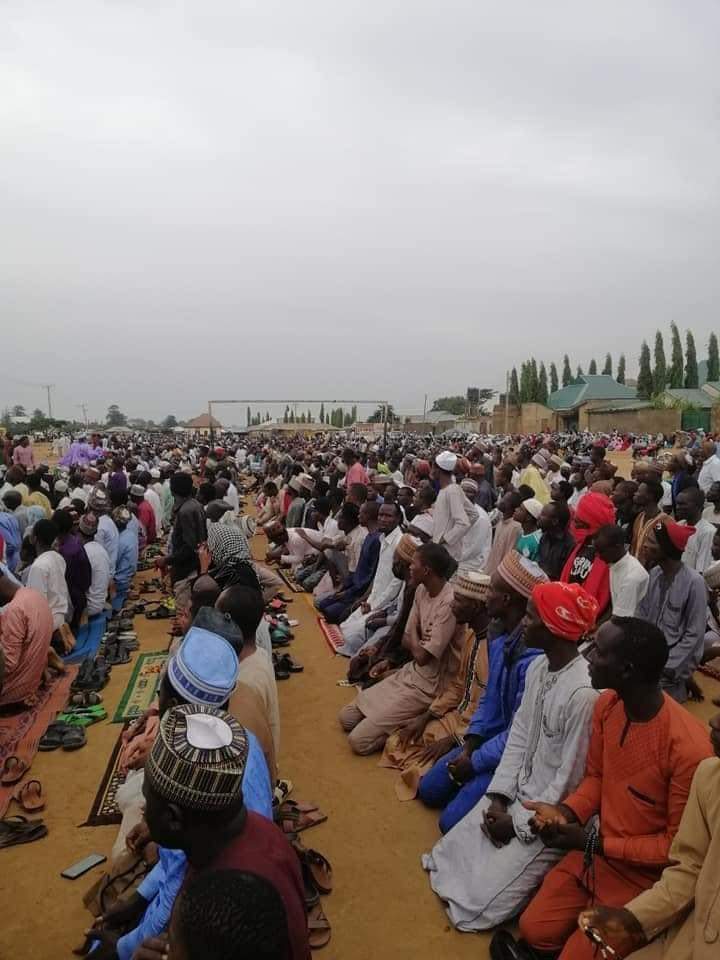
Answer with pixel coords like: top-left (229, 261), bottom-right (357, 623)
top-left (317, 617), bottom-right (345, 654)
top-left (112, 652), bottom-right (167, 723)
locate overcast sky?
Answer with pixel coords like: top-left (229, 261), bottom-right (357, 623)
top-left (3, 0), bottom-right (720, 424)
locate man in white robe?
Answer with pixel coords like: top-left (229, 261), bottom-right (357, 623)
top-left (422, 580), bottom-right (600, 932)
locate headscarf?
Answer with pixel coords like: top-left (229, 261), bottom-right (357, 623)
top-left (532, 581), bottom-right (599, 642)
top-left (572, 491), bottom-right (615, 542)
top-left (206, 521), bottom-right (258, 590)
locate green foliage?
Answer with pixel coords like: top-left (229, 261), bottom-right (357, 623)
top-left (367, 405), bottom-right (397, 423)
top-left (161, 415), bottom-right (178, 430)
top-left (562, 355), bottom-right (572, 387)
top-left (549, 363), bottom-right (559, 394)
top-left (708, 333), bottom-right (720, 382)
top-left (602, 354), bottom-right (612, 376)
top-left (509, 368), bottom-right (520, 405)
top-left (616, 354), bottom-right (626, 384)
top-left (106, 404), bottom-right (127, 427)
top-left (537, 363), bottom-right (549, 405)
top-left (684, 330), bottom-right (699, 388)
top-left (588, 359), bottom-right (597, 375)
top-left (574, 365), bottom-right (584, 384)
top-left (669, 322), bottom-right (684, 388)
top-left (637, 341), bottom-right (653, 399)
top-left (653, 331), bottom-right (666, 396)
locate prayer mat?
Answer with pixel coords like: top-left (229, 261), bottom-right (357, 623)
top-left (699, 658), bottom-right (720, 681)
top-left (112, 652), bottom-right (167, 723)
top-left (0, 666), bottom-right (78, 818)
top-left (317, 617), bottom-right (345, 654)
top-left (277, 568), bottom-right (304, 593)
top-left (82, 726), bottom-right (127, 826)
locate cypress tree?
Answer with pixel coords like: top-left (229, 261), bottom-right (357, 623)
top-left (616, 354), bottom-right (626, 384)
top-left (708, 333), bottom-right (720, 382)
top-left (509, 368), bottom-right (520, 405)
top-left (538, 363), bottom-right (549, 405)
top-left (669, 322), bottom-right (684, 388)
top-left (685, 331), bottom-right (699, 388)
top-left (602, 353), bottom-right (612, 376)
top-left (653, 331), bottom-right (666, 397)
top-left (637, 341), bottom-right (653, 399)
top-left (549, 362), bottom-right (559, 393)
top-left (529, 359), bottom-right (539, 401)
top-left (588, 359), bottom-right (597, 375)
top-left (562, 355), bottom-right (572, 387)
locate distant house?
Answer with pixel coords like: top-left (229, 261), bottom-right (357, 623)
top-left (185, 413), bottom-right (223, 435)
top-left (400, 410), bottom-right (458, 434)
top-left (547, 375), bottom-right (638, 430)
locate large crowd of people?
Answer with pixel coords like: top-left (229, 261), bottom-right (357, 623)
top-left (1, 425), bottom-right (720, 959)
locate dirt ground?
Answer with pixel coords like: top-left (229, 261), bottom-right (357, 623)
top-left (3, 445), bottom-right (719, 959)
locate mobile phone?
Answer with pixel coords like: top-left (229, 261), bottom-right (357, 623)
top-left (61, 853), bottom-right (107, 879)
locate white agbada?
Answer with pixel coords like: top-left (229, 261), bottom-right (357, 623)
top-left (145, 488), bottom-right (163, 536)
top-left (458, 505), bottom-right (492, 574)
top-left (339, 525), bottom-right (403, 650)
top-left (422, 654), bottom-right (598, 931)
top-left (432, 482), bottom-right (472, 561)
top-left (26, 550), bottom-right (70, 630)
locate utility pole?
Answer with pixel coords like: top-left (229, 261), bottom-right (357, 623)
top-left (76, 403), bottom-right (88, 427)
top-left (43, 384), bottom-right (54, 419)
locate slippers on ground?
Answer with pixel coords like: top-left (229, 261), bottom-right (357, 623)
top-left (1, 756), bottom-right (29, 786)
top-left (61, 726), bottom-right (87, 750)
top-left (273, 779), bottom-right (293, 806)
top-left (307, 902), bottom-right (332, 950)
top-left (145, 605), bottom-right (173, 620)
top-left (293, 841), bottom-right (333, 895)
top-left (0, 815), bottom-right (48, 849)
top-left (70, 691), bottom-right (103, 707)
top-left (13, 779), bottom-right (45, 812)
top-left (276, 654), bottom-right (303, 673)
top-left (39, 722), bottom-right (87, 751)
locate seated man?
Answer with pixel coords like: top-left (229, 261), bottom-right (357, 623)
top-left (339, 543), bottom-right (463, 756)
top-left (492, 616), bottom-right (713, 960)
top-left (335, 502), bottom-right (404, 652)
top-left (0, 571), bottom-right (54, 706)
top-left (89, 628), bottom-right (273, 960)
top-left (315, 502), bottom-right (381, 624)
top-left (577, 699), bottom-right (720, 960)
top-left (638, 519), bottom-right (706, 702)
top-left (25, 518), bottom-right (70, 635)
top-left (422, 581), bottom-right (599, 932)
top-left (167, 869), bottom-right (290, 960)
top-left (416, 552), bottom-right (547, 833)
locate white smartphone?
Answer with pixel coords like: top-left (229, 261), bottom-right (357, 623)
top-left (61, 853), bottom-right (107, 879)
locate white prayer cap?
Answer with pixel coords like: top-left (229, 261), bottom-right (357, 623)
top-left (408, 512), bottom-right (434, 537)
top-left (521, 498), bottom-right (543, 520)
top-left (435, 451), bottom-right (457, 472)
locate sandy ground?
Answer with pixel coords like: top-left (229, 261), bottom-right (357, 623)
top-left (3, 445), bottom-right (719, 959)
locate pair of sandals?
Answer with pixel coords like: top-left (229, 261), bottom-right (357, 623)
top-left (291, 838), bottom-right (333, 950)
top-left (12, 779), bottom-right (45, 812)
top-left (39, 722), bottom-right (86, 751)
top-left (273, 653), bottom-right (303, 680)
top-left (276, 800), bottom-right (327, 835)
top-left (0, 815), bottom-right (47, 849)
top-left (71, 656), bottom-right (110, 693)
top-left (56, 704), bottom-right (107, 727)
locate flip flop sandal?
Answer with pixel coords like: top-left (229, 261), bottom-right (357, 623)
top-left (273, 779), bottom-right (294, 806)
top-left (301, 860), bottom-right (321, 910)
top-left (280, 800), bottom-right (319, 814)
top-left (267, 599), bottom-right (287, 612)
top-left (13, 779), bottom-right (45, 812)
top-left (62, 727), bottom-right (87, 750)
top-left (271, 636), bottom-right (291, 649)
top-left (70, 691), bottom-right (103, 707)
top-left (1, 756), bottom-right (29, 786)
top-left (274, 664), bottom-right (291, 680)
top-left (39, 723), bottom-right (72, 751)
top-left (299, 847), bottom-right (333, 895)
top-left (277, 654), bottom-right (303, 673)
top-left (307, 902), bottom-right (331, 949)
top-left (0, 816), bottom-right (48, 849)
top-left (146, 605), bottom-right (172, 620)
top-left (290, 809), bottom-right (328, 833)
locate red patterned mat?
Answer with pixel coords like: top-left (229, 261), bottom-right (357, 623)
top-left (317, 617), bottom-right (345, 654)
top-left (699, 658), bottom-right (720, 681)
top-left (0, 667), bottom-right (77, 817)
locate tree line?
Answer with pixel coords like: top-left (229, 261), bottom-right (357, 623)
top-left (507, 324), bottom-right (719, 405)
